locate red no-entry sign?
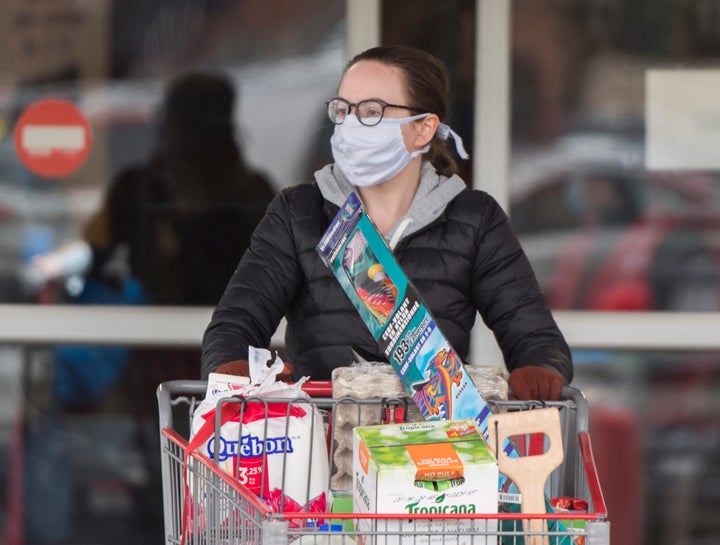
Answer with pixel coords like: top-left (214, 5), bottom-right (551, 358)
top-left (14, 98), bottom-right (92, 178)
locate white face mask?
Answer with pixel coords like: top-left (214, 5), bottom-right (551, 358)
top-left (330, 113), bottom-right (431, 188)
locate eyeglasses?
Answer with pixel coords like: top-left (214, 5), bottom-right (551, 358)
top-left (325, 98), bottom-right (423, 127)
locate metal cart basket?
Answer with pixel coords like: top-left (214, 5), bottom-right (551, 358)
top-left (157, 380), bottom-right (609, 545)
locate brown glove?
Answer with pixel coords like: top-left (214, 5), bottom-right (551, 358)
top-left (508, 366), bottom-right (564, 401)
top-left (214, 359), bottom-right (294, 381)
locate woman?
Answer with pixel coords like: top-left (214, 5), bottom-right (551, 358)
top-left (201, 45), bottom-right (572, 400)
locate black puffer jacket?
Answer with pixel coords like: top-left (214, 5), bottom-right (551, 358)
top-left (201, 179), bottom-right (573, 383)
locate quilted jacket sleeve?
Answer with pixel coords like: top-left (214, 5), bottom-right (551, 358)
top-left (201, 190), bottom-right (302, 379)
top-left (470, 194), bottom-right (573, 384)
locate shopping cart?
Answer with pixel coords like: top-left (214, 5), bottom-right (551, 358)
top-left (157, 380), bottom-right (610, 545)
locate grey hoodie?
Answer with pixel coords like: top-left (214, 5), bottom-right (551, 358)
top-left (314, 161), bottom-right (467, 248)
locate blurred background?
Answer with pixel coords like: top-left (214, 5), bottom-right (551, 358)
top-left (1, 1), bottom-right (719, 544)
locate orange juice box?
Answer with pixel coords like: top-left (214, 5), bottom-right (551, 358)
top-left (352, 419), bottom-right (498, 545)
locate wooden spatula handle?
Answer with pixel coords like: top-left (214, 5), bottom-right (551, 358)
top-left (487, 408), bottom-right (564, 545)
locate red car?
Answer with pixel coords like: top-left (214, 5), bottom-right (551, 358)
top-left (511, 134), bottom-right (720, 311)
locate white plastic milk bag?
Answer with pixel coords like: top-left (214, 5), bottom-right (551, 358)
top-left (186, 348), bottom-right (329, 517)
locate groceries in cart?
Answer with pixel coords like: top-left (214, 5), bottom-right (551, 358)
top-left (159, 378), bottom-right (608, 545)
top-left (329, 362), bottom-right (509, 493)
top-left (353, 419), bottom-right (499, 545)
top-left (165, 189), bottom-right (604, 542)
top-left (186, 347), bottom-right (330, 519)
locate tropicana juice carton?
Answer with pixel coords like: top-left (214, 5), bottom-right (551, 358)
top-left (353, 419), bottom-right (498, 545)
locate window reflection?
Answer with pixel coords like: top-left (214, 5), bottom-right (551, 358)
top-left (0, 2), bottom-right (344, 544)
top-left (508, 3), bottom-right (720, 543)
top-left (509, 0), bottom-right (720, 313)
top-left (0, 0), bottom-right (344, 307)
top-left (78, 72), bottom-right (276, 307)
top-left (573, 348), bottom-right (720, 545)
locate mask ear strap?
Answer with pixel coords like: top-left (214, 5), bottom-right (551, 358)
top-left (437, 123), bottom-right (470, 159)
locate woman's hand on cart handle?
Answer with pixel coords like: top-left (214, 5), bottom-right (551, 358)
top-left (214, 359), bottom-right (294, 381)
top-left (508, 366), bottom-right (564, 401)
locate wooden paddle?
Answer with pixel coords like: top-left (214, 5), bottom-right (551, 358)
top-left (487, 408), bottom-right (564, 545)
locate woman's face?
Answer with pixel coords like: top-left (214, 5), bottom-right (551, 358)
top-left (338, 60), bottom-right (420, 152)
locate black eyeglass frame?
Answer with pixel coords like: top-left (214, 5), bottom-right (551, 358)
top-left (325, 97), bottom-right (424, 126)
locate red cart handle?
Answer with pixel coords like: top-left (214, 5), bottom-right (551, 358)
top-left (300, 380), bottom-right (333, 397)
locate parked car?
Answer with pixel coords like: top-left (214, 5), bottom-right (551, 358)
top-left (511, 133), bottom-right (720, 311)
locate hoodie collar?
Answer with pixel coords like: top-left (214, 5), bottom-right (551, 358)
top-left (315, 161), bottom-right (466, 247)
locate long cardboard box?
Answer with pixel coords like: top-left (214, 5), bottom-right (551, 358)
top-left (316, 193), bottom-right (517, 466)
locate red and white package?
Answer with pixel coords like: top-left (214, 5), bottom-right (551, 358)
top-left (186, 349), bottom-right (329, 518)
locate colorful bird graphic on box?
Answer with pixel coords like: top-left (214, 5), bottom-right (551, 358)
top-left (342, 231), bottom-right (398, 325)
top-left (411, 349), bottom-right (464, 420)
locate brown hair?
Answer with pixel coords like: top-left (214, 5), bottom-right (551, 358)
top-left (345, 45), bottom-right (458, 177)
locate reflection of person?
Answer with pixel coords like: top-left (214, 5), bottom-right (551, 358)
top-left (202, 46), bottom-right (572, 400)
top-left (84, 71), bottom-right (276, 305)
top-left (23, 72), bottom-right (276, 406)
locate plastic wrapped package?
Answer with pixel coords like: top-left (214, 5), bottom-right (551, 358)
top-left (332, 362), bottom-right (509, 399)
top-left (330, 363), bottom-right (422, 490)
top-left (467, 364), bottom-right (510, 401)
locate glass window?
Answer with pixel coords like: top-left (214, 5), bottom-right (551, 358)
top-left (509, 0), bottom-right (720, 312)
top-left (572, 348), bottom-right (720, 545)
top-left (0, 0), bottom-right (345, 307)
top-left (382, 0), bottom-right (476, 185)
top-left (0, 3), bottom-right (345, 544)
